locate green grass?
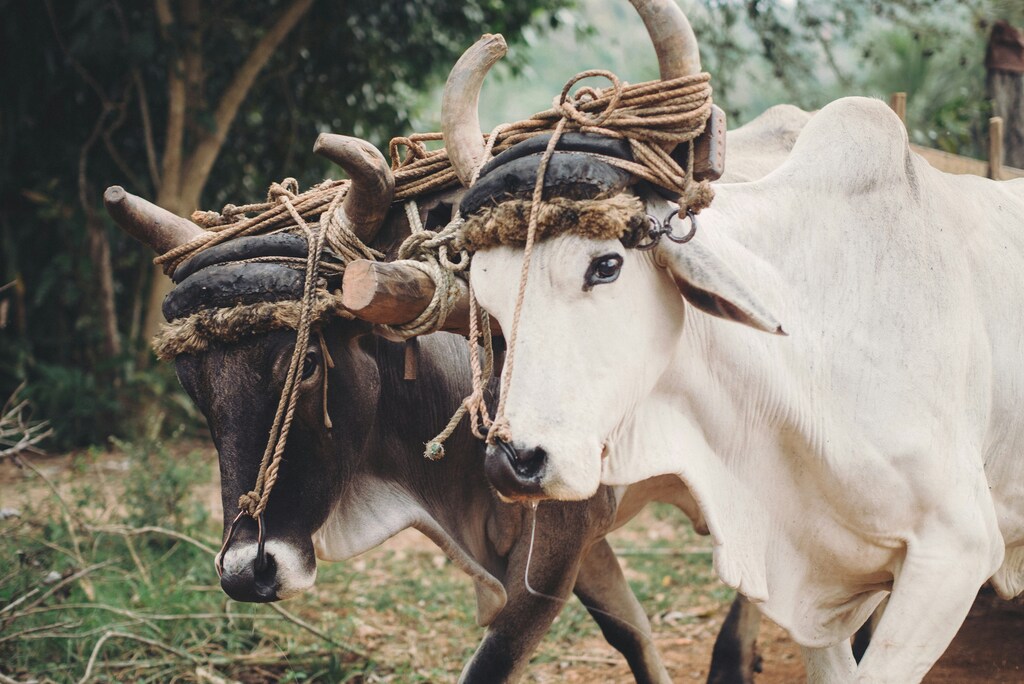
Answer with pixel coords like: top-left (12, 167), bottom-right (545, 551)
top-left (1, 445), bottom-right (727, 683)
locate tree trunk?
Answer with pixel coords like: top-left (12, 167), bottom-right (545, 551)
top-left (986, 21), bottom-right (1024, 169)
top-left (85, 213), bottom-right (122, 358)
top-left (139, 0), bottom-right (316, 352)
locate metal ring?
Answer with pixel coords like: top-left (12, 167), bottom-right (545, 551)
top-left (634, 214), bottom-right (665, 251)
top-left (216, 511), bottom-right (245, 578)
top-left (254, 513), bottom-right (269, 573)
top-left (663, 208), bottom-right (698, 244)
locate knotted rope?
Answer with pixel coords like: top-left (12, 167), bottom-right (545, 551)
top-left (169, 67), bottom-right (712, 509)
top-left (214, 192), bottom-right (342, 575)
top-left (234, 193), bottom-right (335, 521)
top-left (162, 68), bottom-right (712, 279)
top-left (449, 70), bottom-right (714, 448)
top-left (375, 201), bottom-right (469, 340)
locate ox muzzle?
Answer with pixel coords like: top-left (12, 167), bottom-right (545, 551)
top-left (216, 515), bottom-right (317, 602)
top-left (484, 438), bottom-right (548, 500)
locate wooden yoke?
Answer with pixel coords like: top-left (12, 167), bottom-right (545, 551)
top-left (342, 260), bottom-right (501, 337)
top-left (691, 104), bottom-right (726, 182)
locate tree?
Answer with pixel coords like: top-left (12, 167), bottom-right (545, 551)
top-left (0, 0), bottom-right (568, 446)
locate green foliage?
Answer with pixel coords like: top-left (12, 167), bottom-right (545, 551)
top-left (0, 0), bottom-right (570, 448)
top-left (20, 363), bottom-right (121, 450)
top-left (113, 433), bottom-right (210, 530)
top-left (0, 455), bottom-right (728, 682)
top-left (467, 0), bottom-right (1023, 160)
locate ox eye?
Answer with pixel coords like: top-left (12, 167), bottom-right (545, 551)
top-left (301, 351), bottom-right (318, 380)
top-left (584, 254), bottom-right (623, 290)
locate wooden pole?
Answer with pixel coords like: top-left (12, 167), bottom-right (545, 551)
top-left (889, 92), bottom-right (907, 126)
top-left (341, 259), bottom-right (501, 337)
top-left (986, 21), bottom-right (1024, 169)
top-left (989, 116), bottom-right (1005, 180)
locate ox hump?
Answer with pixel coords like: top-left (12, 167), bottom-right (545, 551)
top-left (782, 97), bottom-right (914, 196)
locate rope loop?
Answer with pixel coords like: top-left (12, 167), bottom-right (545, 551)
top-left (558, 69), bottom-right (623, 127)
top-left (268, 178), bottom-right (299, 203)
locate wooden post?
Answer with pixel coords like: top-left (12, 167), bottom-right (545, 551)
top-left (987, 21), bottom-right (1024, 169)
top-left (889, 92), bottom-right (907, 127)
top-left (989, 117), bottom-right (1005, 180)
top-left (341, 259), bottom-right (501, 337)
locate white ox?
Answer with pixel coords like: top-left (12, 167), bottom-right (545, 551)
top-left (469, 96), bottom-right (1024, 681)
top-left (432, 3), bottom-right (1024, 679)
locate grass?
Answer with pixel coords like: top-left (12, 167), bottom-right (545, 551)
top-left (0, 440), bottom-right (729, 683)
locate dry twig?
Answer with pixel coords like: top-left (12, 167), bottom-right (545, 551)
top-left (267, 602), bottom-right (367, 658)
top-left (0, 386), bottom-right (52, 460)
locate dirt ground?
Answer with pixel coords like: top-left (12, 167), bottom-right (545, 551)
top-left (374, 528), bottom-right (1024, 683)
top-left (3, 449), bottom-right (1023, 682)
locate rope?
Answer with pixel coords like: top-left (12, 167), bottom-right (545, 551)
top-left (163, 67), bottom-right (713, 477)
top-left (375, 201), bottom-right (468, 340)
top-left (157, 70), bottom-right (712, 277)
top-left (457, 70), bottom-right (713, 448)
top-left (235, 192), bottom-right (337, 519)
top-left (410, 70), bottom-right (715, 456)
top-left (486, 118), bottom-right (567, 444)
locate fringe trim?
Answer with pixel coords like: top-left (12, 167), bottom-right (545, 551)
top-left (457, 195), bottom-right (647, 250)
top-left (152, 291), bottom-right (350, 360)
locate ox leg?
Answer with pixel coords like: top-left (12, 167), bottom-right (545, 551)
top-left (706, 594), bottom-right (762, 684)
top-left (852, 525), bottom-right (1001, 683)
top-left (572, 537), bottom-right (672, 684)
top-left (458, 501), bottom-right (599, 684)
top-left (802, 643), bottom-right (857, 684)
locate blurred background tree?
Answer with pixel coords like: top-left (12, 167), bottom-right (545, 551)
top-left (2, 0), bottom-right (1022, 449)
top-left (0, 0), bottom-right (568, 447)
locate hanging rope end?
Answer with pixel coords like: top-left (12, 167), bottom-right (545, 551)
top-left (424, 441), bottom-right (446, 461)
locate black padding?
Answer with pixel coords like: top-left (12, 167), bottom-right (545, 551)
top-left (172, 233), bottom-right (308, 283)
top-left (163, 263), bottom-right (306, 321)
top-left (460, 152), bottom-right (634, 217)
top-left (477, 132), bottom-right (633, 179)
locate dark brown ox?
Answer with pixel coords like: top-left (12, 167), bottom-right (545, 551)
top-left (104, 137), bottom-right (679, 681)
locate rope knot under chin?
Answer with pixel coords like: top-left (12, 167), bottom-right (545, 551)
top-left (237, 491), bottom-right (260, 516)
top-left (487, 416), bottom-right (512, 446)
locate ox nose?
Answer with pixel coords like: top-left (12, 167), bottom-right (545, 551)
top-left (485, 438), bottom-right (547, 498)
top-left (219, 548), bottom-right (280, 603)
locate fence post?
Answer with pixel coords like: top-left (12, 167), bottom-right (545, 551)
top-left (989, 117), bottom-right (1005, 180)
top-left (889, 92), bottom-right (907, 127)
top-left (987, 21), bottom-right (1024, 169)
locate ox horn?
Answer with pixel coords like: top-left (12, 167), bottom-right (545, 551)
top-left (628, 0), bottom-right (701, 79)
top-left (104, 185), bottom-right (206, 255)
top-left (441, 33), bottom-right (508, 188)
top-left (313, 133), bottom-right (395, 244)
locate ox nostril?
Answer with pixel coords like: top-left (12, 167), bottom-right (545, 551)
top-left (485, 440), bottom-right (546, 498)
top-left (253, 553), bottom-right (278, 598)
top-left (510, 445), bottom-right (547, 480)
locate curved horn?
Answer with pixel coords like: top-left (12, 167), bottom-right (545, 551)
top-left (313, 134), bottom-right (395, 244)
top-left (627, 0), bottom-right (701, 78)
top-left (104, 185), bottom-right (206, 255)
top-left (441, 34), bottom-right (507, 188)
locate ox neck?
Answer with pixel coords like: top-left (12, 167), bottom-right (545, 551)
top-left (339, 330), bottom-right (496, 538)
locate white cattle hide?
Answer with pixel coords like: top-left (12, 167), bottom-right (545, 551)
top-left (471, 97), bottom-right (1024, 681)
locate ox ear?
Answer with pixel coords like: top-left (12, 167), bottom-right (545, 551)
top-left (656, 238), bottom-right (786, 335)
